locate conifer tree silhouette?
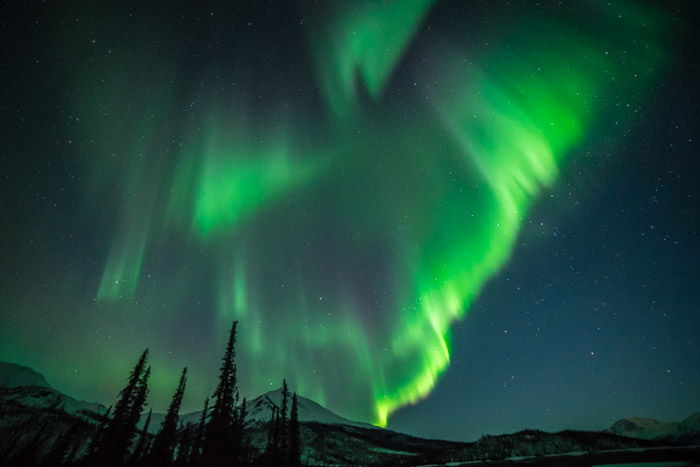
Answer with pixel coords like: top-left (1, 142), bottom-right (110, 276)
top-left (279, 379), bottom-right (289, 457)
top-left (150, 367), bottom-right (188, 465)
top-left (236, 396), bottom-right (249, 464)
top-left (189, 398), bottom-right (209, 464)
top-left (174, 423), bottom-right (192, 466)
top-left (122, 366), bottom-right (151, 456)
top-left (88, 404), bottom-right (112, 457)
top-left (202, 321), bottom-right (239, 464)
top-left (10, 421), bottom-right (48, 465)
top-left (131, 408), bottom-right (152, 463)
top-left (264, 405), bottom-right (279, 463)
top-left (93, 349), bottom-right (149, 464)
top-left (42, 422), bottom-right (79, 466)
top-left (289, 392), bottom-right (301, 467)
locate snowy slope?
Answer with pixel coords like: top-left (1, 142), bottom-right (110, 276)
top-left (0, 361), bottom-right (106, 418)
top-left (0, 385), bottom-right (107, 418)
top-left (606, 413), bottom-right (700, 443)
top-left (157, 388), bottom-right (379, 434)
top-left (0, 360), bottom-right (377, 434)
top-left (0, 361), bottom-right (52, 388)
top-left (243, 388), bottom-right (378, 429)
top-left (2, 361), bottom-right (697, 465)
top-left (606, 417), bottom-right (676, 439)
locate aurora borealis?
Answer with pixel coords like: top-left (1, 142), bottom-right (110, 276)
top-left (1, 0), bottom-right (699, 440)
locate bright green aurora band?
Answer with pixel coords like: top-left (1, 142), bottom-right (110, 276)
top-left (72, 1), bottom-right (667, 426)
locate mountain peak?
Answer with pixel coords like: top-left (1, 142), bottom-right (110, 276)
top-left (605, 413), bottom-right (700, 443)
top-left (0, 362), bottom-right (52, 389)
top-left (245, 389), bottom-right (377, 430)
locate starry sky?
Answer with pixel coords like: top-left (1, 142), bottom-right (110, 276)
top-left (1, 0), bottom-right (698, 442)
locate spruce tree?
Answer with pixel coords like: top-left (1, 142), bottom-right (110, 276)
top-left (174, 423), bottom-right (192, 466)
top-left (190, 398), bottom-right (209, 464)
top-left (113, 350), bottom-right (149, 431)
top-left (10, 420), bottom-right (48, 465)
top-left (150, 367), bottom-right (188, 465)
top-left (202, 321), bottom-right (239, 464)
top-left (237, 397), bottom-right (249, 464)
top-left (42, 422), bottom-right (79, 466)
top-left (93, 350), bottom-right (149, 464)
top-left (88, 404), bottom-right (112, 457)
top-left (265, 405), bottom-right (279, 463)
top-left (64, 433), bottom-right (84, 467)
top-left (120, 366), bottom-right (150, 458)
top-left (279, 379), bottom-right (289, 457)
top-left (131, 408), bottom-right (152, 463)
top-left (289, 392), bottom-right (301, 466)
top-left (237, 397), bottom-right (247, 431)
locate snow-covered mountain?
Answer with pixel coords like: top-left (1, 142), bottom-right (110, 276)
top-left (2, 360), bottom-right (699, 465)
top-left (151, 388), bottom-right (378, 434)
top-left (0, 361), bottom-right (376, 433)
top-left (0, 362), bottom-right (106, 463)
top-left (0, 385), bottom-right (107, 418)
top-left (606, 413), bottom-right (700, 445)
top-left (0, 362), bottom-right (106, 418)
top-left (0, 362), bottom-right (52, 389)
top-left (3, 360), bottom-right (700, 465)
top-left (244, 388), bottom-right (377, 429)
top-left (606, 417), bottom-right (675, 439)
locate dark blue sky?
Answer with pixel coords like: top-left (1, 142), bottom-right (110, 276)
top-left (391, 53), bottom-right (700, 438)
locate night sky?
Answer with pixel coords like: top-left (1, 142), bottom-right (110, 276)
top-left (1, 0), bottom-right (698, 442)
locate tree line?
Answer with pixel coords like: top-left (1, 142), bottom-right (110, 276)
top-left (16, 321), bottom-right (303, 466)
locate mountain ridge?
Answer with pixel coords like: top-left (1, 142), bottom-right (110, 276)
top-left (0, 361), bottom-right (52, 389)
top-left (3, 360), bottom-right (699, 440)
top-left (606, 412), bottom-right (700, 445)
top-left (1, 360), bottom-right (699, 465)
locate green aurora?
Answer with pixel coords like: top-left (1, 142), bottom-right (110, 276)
top-left (4, 1), bottom-right (670, 427)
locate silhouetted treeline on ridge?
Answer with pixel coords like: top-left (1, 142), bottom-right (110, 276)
top-left (5, 321), bottom-right (302, 466)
